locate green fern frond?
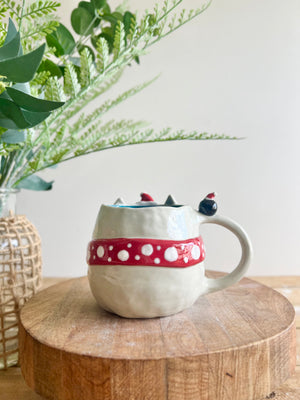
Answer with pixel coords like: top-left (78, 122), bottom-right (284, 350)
top-left (96, 37), bottom-right (109, 73)
top-left (80, 48), bottom-right (96, 88)
top-left (74, 119), bottom-right (147, 155)
top-left (51, 126), bottom-right (66, 148)
top-left (23, 1), bottom-right (60, 20)
top-left (0, 6), bottom-right (8, 18)
top-left (4, 0), bottom-right (221, 190)
top-left (28, 151), bottom-right (45, 171)
top-left (1, 0), bottom-right (19, 17)
top-left (44, 45), bottom-right (57, 58)
top-left (113, 21), bottom-right (125, 60)
top-left (123, 12), bottom-right (136, 41)
top-left (50, 68), bottom-right (124, 125)
top-left (151, 1), bottom-right (212, 45)
top-left (31, 70), bottom-right (51, 87)
top-left (0, 22), bottom-right (7, 46)
top-left (64, 63), bottom-right (80, 97)
top-left (69, 77), bottom-right (158, 135)
top-left (17, 126), bottom-right (234, 184)
top-left (21, 19), bottom-right (59, 41)
top-left (44, 76), bottom-right (65, 101)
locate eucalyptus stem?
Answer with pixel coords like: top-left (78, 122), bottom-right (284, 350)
top-left (66, 14), bottom-right (99, 62)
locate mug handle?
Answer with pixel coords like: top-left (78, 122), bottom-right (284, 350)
top-left (200, 214), bottom-right (253, 294)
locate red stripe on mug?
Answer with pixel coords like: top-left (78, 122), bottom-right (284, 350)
top-left (87, 237), bottom-right (205, 268)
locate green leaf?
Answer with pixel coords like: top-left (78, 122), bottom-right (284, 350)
top-left (22, 109), bottom-right (51, 127)
top-left (0, 97), bottom-right (51, 129)
top-left (79, 1), bottom-right (100, 27)
top-left (6, 87), bottom-right (64, 112)
top-left (123, 11), bottom-right (136, 40)
top-left (91, 0), bottom-right (110, 13)
top-left (79, 1), bottom-right (94, 16)
top-left (0, 90), bottom-right (10, 100)
top-left (0, 129), bottom-right (26, 144)
top-left (71, 7), bottom-right (94, 35)
top-left (0, 44), bottom-right (45, 83)
top-left (0, 98), bottom-right (29, 129)
top-left (4, 19), bottom-right (18, 46)
top-left (17, 175), bottom-right (54, 191)
top-left (0, 118), bottom-right (20, 130)
top-left (38, 59), bottom-right (63, 78)
top-left (46, 23), bottom-right (75, 57)
top-left (102, 11), bottom-right (123, 25)
top-left (0, 32), bottom-right (21, 61)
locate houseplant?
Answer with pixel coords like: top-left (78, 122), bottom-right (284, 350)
top-left (0, 0), bottom-right (235, 368)
top-left (0, 0), bottom-right (233, 193)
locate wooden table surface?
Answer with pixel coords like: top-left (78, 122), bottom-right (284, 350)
top-left (1, 276), bottom-right (300, 400)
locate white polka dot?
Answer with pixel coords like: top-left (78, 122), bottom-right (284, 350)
top-left (164, 247), bottom-right (178, 262)
top-left (118, 250), bottom-right (130, 261)
top-left (191, 245), bottom-right (201, 260)
top-left (93, 255), bottom-right (96, 260)
top-left (97, 246), bottom-right (105, 258)
top-left (141, 244), bottom-right (153, 256)
top-left (184, 257), bottom-right (189, 263)
top-left (109, 245), bottom-right (113, 251)
top-left (127, 243), bottom-right (132, 248)
top-left (157, 245), bottom-right (161, 250)
top-left (181, 245), bottom-right (185, 250)
top-left (154, 258), bottom-right (160, 264)
top-left (108, 257), bottom-right (112, 262)
top-left (135, 255), bottom-right (140, 260)
top-left (92, 246), bottom-right (94, 250)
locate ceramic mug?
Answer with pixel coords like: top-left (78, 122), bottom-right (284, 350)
top-left (87, 194), bottom-right (252, 318)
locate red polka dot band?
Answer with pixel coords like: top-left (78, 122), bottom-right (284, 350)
top-left (87, 237), bottom-right (205, 268)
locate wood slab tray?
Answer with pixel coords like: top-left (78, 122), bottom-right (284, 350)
top-left (19, 273), bottom-right (296, 400)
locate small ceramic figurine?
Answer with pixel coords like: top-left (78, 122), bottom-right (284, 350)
top-left (87, 193), bottom-right (252, 318)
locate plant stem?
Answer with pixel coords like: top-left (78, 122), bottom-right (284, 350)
top-left (18, 0), bottom-right (26, 32)
top-left (66, 14), bottom-right (99, 62)
top-left (1, 0), bottom-right (19, 18)
top-left (149, 0), bottom-right (212, 48)
top-left (0, 151), bottom-right (16, 188)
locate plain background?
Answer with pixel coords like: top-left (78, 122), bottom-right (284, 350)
top-left (18, 0), bottom-right (300, 277)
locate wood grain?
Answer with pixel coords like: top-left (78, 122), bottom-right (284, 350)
top-left (251, 276), bottom-right (300, 288)
top-left (252, 276), bottom-right (300, 329)
top-left (18, 274), bottom-right (296, 400)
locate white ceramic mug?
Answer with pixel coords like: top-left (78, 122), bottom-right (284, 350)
top-left (87, 197), bottom-right (252, 318)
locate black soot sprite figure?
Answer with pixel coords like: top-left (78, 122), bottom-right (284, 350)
top-left (199, 193), bottom-right (218, 216)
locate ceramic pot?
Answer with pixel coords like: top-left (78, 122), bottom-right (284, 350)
top-left (87, 194), bottom-right (252, 318)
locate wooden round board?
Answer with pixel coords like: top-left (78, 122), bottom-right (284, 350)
top-left (19, 272), bottom-right (296, 400)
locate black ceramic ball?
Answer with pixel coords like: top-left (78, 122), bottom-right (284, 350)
top-left (198, 198), bottom-right (218, 216)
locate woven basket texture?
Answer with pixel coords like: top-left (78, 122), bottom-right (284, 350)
top-left (0, 215), bottom-right (42, 369)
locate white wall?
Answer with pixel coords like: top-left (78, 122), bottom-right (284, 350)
top-left (19, 0), bottom-right (300, 277)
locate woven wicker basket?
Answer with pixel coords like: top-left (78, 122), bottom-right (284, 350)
top-left (0, 214), bottom-right (42, 369)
